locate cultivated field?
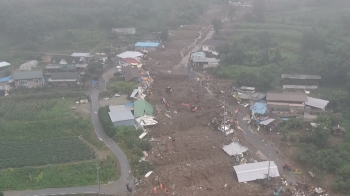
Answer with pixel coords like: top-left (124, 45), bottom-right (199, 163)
top-left (0, 92), bottom-right (119, 190)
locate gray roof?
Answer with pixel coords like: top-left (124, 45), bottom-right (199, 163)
top-left (281, 74), bottom-right (321, 80)
top-left (123, 66), bottom-right (141, 82)
top-left (259, 118), bottom-right (275, 126)
top-left (202, 39), bottom-right (226, 47)
top-left (240, 86), bottom-right (255, 91)
top-left (117, 51), bottom-right (143, 59)
top-left (108, 111), bottom-right (134, 122)
top-left (239, 92), bottom-right (266, 101)
top-left (51, 72), bottom-right (79, 80)
top-left (112, 27), bottom-right (136, 35)
top-left (13, 70), bottom-right (43, 80)
top-left (233, 161), bottom-right (280, 183)
top-left (266, 92), bottom-right (307, 102)
top-left (222, 142), bottom-right (248, 156)
top-left (71, 53), bottom-right (90, 57)
top-left (305, 97), bottom-right (329, 110)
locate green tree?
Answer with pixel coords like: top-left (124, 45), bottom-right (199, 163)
top-left (160, 29), bottom-right (169, 42)
top-left (212, 18), bottom-right (223, 34)
top-left (0, 191), bottom-right (3, 196)
top-left (312, 125), bottom-right (331, 148)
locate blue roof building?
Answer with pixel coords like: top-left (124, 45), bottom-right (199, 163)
top-left (0, 76), bottom-right (11, 83)
top-left (135, 42), bottom-right (160, 51)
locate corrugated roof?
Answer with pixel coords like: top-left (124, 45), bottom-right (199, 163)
top-left (130, 89), bottom-right (139, 98)
top-left (250, 102), bottom-right (267, 114)
top-left (233, 161), bottom-right (280, 183)
top-left (191, 52), bottom-right (206, 58)
top-left (0, 61), bottom-right (10, 68)
top-left (222, 142), bottom-right (248, 156)
top-left (239, 92), bottom-right (266, 101)
top-left (109, 105), bottom-right (133, 113)
top-left (0, 76), bottom-right (11, 83)
top-left (51, 72), bottom-right (79, 80)
top-left (240, 86), bottom-right (255, 91)
top-left (123, 66), bottom-right (141, 82)
top-left (134, 100), bottom-right (154, 118)
top-left (135, 42), bottom-right (160, 47)
top-left (108, 111), bottom-right (134, 122)
top-left (281, 74), bottom-right (321, 80)
top-left (117, 51), bottom-right (144, 59)
top-left (192, 57), bottom-right (220, 63)
top-left (13, 70), bottom-right (43, 80)
top-left (266, 92), bottom-right (307, 102)
top-left (305, 97), bottom-right (329, 110)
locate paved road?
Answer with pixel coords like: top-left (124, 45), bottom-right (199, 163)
top-left (4, 75), bottom-right (133, 196)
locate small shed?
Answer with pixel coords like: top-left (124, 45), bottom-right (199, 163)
top-left (233, 161), bottom-right (280, 183)
top-left (135, 42), bottom-right (160, 51)
top-left (108, 111), bottom-right (135, 127)
top-left (332, 125), bottom-right (345, 135)
top-left (222, 142), bottom-right (248, 156)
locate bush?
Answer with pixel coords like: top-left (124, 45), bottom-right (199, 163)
top-left (137, 161), bottom-right (154, 176)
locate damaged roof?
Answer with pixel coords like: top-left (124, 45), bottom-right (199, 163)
top-left (233, 161), bottom-right (280, 183)
top-left (281, 74), bottom-right (321, 80)
top-left (266, 92), bottom-right (307, 102)
top-left (222, 142), bottom-right (248, 156)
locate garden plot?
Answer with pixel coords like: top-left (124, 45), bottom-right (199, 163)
top-left (0, 137), bottom-right (95, 169)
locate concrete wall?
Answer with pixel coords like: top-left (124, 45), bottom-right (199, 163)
top-left (112, 119), bottom-right (135, 127)
top-left (0, 82), bottom-right (9, 90)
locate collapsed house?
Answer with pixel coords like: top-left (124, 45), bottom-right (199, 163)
top-left (233, 161), bottom-right (280, 183)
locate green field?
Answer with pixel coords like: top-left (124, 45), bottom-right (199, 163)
top-left (0, 137), bottom-right (95, 169)
top-left (0, 92), bottom-right (119, 190)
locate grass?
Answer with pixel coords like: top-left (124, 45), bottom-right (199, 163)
top-left (0, 137), bottom-right (95, 169)
top-left (0, 158), bottom-right (119, 190)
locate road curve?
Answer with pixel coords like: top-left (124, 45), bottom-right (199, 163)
top-left (4, 81), bottom-right (133, 196)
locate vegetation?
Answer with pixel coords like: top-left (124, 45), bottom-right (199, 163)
top-left (217, 0), bottom-right (350, 87)
top-left (0, 159), bottom-right (118, 190)
top-left (0, 92), bottom-right (118, 190)
top-left (0, 137), bottom-right (95, 169)
top-left (100, 78), bottom-right (138, 98)
top-left (98, 106), bottom-right (153, 177)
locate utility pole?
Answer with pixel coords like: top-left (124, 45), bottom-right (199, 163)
top-left (97, 166), bottom-right (100, 196)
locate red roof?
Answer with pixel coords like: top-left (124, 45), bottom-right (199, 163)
top-left (122, 58), bottom-right (140, 64)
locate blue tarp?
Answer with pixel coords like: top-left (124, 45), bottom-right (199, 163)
top-left (250, 102), bottom-right (267, 115)
top-left (91, 80), bottom-right (98, 85)
top-left (125, 102), bottom-right (134, 107)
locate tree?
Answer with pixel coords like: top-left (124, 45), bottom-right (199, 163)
top-left (0, 191), bottom-right (3, 196)
top-left (312, 125), bottom-right (331, 148)
top-left (212, 18), bottom-right (223, 34)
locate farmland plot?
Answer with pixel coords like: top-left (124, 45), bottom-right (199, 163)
top-left (0, 137), bottom-right (95, 169)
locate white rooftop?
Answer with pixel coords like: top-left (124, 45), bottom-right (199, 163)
top-left (259, 118), bottom-right (275, 126)
top-left (71, 53), bottom-right (90, 57)
top-left (108, 111), bottom-right (134, 122)
top-left (305, 97), bottom-right (329, 110)
top-left (233, 161), bottom-right (280, 183)
top-left (222, 142), bottom-right (248, 156)
top-left (0, 61), bottom-right (10, 68)
top-left (117, 51), bottom-right (144, 59)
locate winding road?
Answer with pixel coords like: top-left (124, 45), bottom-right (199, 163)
top-left (4, 78), bottom-right (133, 196)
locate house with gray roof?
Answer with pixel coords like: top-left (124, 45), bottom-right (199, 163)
top-left (281, 74), bottom-right (321, 90)
top-left (48, 72), bottom-right (79, 87)
top-left (13, 70), bottom-right (44, 88)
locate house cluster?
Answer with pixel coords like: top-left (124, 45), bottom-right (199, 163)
top-left (0, 53), bottom-right (98, 91)
top-left (189, 39), bottom-right (226, 70)
top-left (231, 74), bottom-right (330, 131)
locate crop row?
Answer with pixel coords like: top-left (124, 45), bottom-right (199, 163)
top-left (0, 137), bottom-right (96, 169)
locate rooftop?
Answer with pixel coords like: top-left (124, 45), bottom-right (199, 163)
top-left (109, 105), bottom-right (134, 113)
top-left (305, 97), bottom-right (329, 110)
top-left (0, 61), bottom-right (10, 68)
top-left (71, 53), bottom-right (90, 57)
top-left (192, 57), bottom-right (220, 63)
top-left (13, 70), bottom-right (43, 80)
top-left (233, 161), bottom-right (280, 183)
top-left (222, 142), bottom-right (248, 156)
top-left (0, 76), bottom-right (11, 83)
top-left (135, 42), bottom-right (160, 47)
top-left (117, 51), bottom-right (144, 59)
top-left (112, 27), bottom-right (136, 34)
top-left (108, 111), bottom-right (134, 122)
top-left (266, 92), bottom-right (307, 102)
top-left (123, 66), bottom-right (141, 82)
top-left (281, 74), bottom-right (321, 80)
top-left (50, 72), bottom-right (79, 80)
